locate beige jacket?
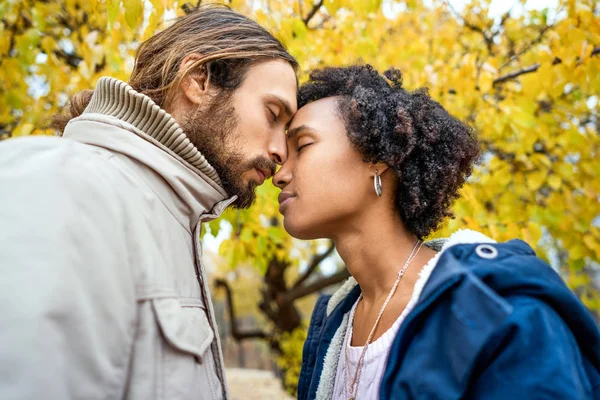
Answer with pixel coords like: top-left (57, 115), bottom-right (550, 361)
top-left (0, 77), bottom-right (235, 399)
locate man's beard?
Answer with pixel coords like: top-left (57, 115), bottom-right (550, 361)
top-left (180, 94), bottom-right (276, 209)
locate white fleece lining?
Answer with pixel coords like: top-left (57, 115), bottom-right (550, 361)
top-left (315, 229), bottom-right (496, 398)
top-left (315, 313), bottom-right (349, 400)
top-left (326, 277), bottom-right (358, 317)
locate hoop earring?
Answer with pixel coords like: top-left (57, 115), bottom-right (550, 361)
top-left (374, 170), bottom-right (382, 197)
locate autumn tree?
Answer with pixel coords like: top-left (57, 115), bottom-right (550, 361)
top-left (2, 0), bottom-right (599, 393)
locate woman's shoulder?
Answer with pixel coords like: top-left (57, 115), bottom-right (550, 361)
top-left (381, 236), bottom-right (600, 399)
top-left (416, 236), bottom-right (600, 372)
top-left (427, 236), bottom-right (583, 332)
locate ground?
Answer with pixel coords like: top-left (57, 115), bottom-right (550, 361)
top-left (226, 368), bottom-right (293, 400)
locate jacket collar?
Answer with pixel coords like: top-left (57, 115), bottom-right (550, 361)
top-left (325, 229), bottom-right (496, 316)
top-left (63, 77), bottom-right (237, 232)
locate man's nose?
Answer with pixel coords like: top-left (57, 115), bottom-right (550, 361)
top-left (268, 129), bottom-right (288, 165)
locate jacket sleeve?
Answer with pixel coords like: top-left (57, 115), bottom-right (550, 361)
top-left (0, 141), bottom-right (137, 399)
top-left (466, 297), bottom-right (598, 399)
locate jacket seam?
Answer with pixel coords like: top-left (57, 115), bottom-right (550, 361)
top-left (118, 304), bottom-right (141, 398)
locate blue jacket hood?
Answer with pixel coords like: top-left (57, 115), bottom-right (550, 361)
top-left (424, 239), bottom-right (600, 369)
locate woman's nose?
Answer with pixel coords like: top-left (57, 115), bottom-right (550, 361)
top-left (273, 162), bottom-right (291, 189)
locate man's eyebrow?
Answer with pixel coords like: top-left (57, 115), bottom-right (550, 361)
top-left (266, 94), bottom-right (294, 118)
top-left (287, 124), bottom-right (312, 140)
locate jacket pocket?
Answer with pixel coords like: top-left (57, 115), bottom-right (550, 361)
top-left (152, 298), bottom-right (222, 400)
top-left (152, 298), bottom-right (214, 361)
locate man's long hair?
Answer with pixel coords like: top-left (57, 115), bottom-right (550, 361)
top-left (53, 4), bottom-right (298, 132)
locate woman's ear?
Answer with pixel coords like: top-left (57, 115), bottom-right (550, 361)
top-left (371, 162), bottom-right (391, 177)
top-left (179, 54), bottom-right (212, 107)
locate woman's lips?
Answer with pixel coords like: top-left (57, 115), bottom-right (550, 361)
top-left (278, 192), bottom-right (295, 213)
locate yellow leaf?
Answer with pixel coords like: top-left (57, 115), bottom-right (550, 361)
top-left (527, 223), bottom-right (543, 246)
top-left (509, 106), bottom-right (536, 129)
top-left (478, 71), bottom-right (494, 93)
top-left (548, 175), bottom-right (561, 190)
top-left (526, 170), bottom-right (545, 191)
top-left (13, 123), bottom-right (34, 136)
top-left (324, 0), bottom-right (343, 15)
top-left (40, 36), bottom-right (55, 55)
top-left (583, 235), bottom-right (600, 259)
top-left (149, 0), bottom-right (165, 15)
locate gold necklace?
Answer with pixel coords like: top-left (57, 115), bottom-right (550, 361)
top-left (344, 240), bottom-right (423, 400)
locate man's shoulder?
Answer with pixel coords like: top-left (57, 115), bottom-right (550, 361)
top-left (1, 135), bottom-right (115, 165)
top-left (0, 136), bottom-right (129, 215)
top-left (1, 135), bottom-right (125, 186)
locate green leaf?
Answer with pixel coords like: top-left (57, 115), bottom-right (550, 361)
top-left (108, 0), bottom-right (121, 28)
top-left (124, 0), bottom-right (143, 30)
top-left (292, 18), bottom-right (307, 40)
top-left (240, 227), bottom-right (253, 242)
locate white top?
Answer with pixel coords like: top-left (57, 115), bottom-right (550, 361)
top-left (331, 299), bottom-right (404, 399)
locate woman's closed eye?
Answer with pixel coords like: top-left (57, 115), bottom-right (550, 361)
top-left (297, 143), bottom-right (313, 153)
top-left (269, 108), bottom-right (279, 123)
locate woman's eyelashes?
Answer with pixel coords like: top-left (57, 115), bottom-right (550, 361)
top-left (269, 108), bottom-right (279, 123)
top-left (297, 142), bottom-right (312, 154)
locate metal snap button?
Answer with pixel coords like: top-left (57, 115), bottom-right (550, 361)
top-left (475, 244), bottom-right (498, 259)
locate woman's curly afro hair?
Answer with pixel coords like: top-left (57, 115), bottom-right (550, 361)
top-left (298, 65), bottom-right (480, 239)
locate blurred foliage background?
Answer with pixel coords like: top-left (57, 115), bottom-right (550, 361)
top-left (1, 0), bottom-right (599, 394)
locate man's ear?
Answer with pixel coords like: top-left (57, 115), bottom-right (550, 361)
top-left (179, 54), bottom-right (212, 107)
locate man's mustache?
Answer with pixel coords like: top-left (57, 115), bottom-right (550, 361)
top-left (248, 157), bottom-right (277, 178)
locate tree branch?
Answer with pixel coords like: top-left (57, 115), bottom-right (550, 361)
top-left (181, 2), bottom-right (196, 14)
top-left (498, 0), bottom-right (565, 71)
top-left (491, 0), bottom-right (520, 36)
top-left (445, 0), bottom-right (494, 53)
top-left (53, 49), bottom-right (83, 68)
top-left (303, 0), bottom-right (323, 26)
top-left (292, 241), bottom-right (335, 289)
top-left (499, 24), bottom-right (552, 70)
top-left (284, 269), bottom-right (350, 303)
top-left (215, 278), bottom-right (268, 341)
top-left (493, 46), bottom-right (600, 86)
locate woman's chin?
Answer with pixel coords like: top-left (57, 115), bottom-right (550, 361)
top-left (283, 218), bottom-right (322, 240)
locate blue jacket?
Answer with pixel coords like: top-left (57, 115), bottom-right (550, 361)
top-left (298, 237), bottom-right (600, 399)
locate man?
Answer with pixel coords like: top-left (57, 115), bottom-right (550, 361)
top-left (0, 5), bottom-right (297, 399)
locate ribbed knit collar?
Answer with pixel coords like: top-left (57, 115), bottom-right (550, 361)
top-left (83, 77), bottom-right (222, 187)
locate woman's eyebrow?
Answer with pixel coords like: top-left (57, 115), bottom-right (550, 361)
top-left (286, 124), bottom-right (312, 140)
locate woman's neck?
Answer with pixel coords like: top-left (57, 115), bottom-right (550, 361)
top-left (332, 211), bottom-right (432, 306)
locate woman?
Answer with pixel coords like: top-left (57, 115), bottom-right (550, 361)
top-left (273, 65), bottom-right (600, 399)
